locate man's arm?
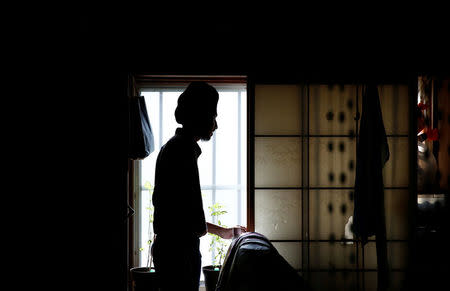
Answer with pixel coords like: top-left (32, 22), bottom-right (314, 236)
top-left (206, 222), bottom-right (247, 239)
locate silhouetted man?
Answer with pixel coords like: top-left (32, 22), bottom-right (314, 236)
top-left (152, 81), bottom-right (246, 290)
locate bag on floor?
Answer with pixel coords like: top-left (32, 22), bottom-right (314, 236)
top-left (216, 232), bottom-right (309, 291)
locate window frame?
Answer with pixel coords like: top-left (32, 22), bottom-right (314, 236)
top-left (128, 75), bottom-right (253, 268)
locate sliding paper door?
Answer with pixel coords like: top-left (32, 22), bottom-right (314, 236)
top-left (252, 83), bottom-right (411, 291)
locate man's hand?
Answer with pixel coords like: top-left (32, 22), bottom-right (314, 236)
top-left (222, 225), bottom-right (247, 239)
top-left (230, 225), bottom-right (247, 239)
top-left (207, 222), bottom-right (247, 239)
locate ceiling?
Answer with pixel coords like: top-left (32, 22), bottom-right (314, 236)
top-left (79, 7), bottom-right (448, 81)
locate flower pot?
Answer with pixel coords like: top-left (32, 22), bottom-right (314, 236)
top-left (202, 265), bottom-right (221, 291)
top-left (130, 267), bottom-right (158, 291)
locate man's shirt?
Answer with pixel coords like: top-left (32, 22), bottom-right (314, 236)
top-left (152, 128), bottom-right (207, 238)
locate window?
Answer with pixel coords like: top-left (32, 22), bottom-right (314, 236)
top-left (132, 78), bottom-right (247, 281)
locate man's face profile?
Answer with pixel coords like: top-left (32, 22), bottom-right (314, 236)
top-left (199, 113), bottom-right (218, 141)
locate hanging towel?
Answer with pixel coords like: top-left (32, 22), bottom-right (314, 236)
top-left (353, 84), bottom-right (390, 290)
top-left (129, 96), bottom-right (155, 160)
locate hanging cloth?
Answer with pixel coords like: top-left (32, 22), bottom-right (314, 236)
top-left (352, 84), bottom-right (390, 290)
top-left (353, 83), bottom-right (390, 242)
top-left (128, 96), bottom-right (155, 160)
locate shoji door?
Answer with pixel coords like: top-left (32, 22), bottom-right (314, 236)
top-left (253, 83), bottom-right (411, 291)
top-left (254, 85), bottom-right (305, 272)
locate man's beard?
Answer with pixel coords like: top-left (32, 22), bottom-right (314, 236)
top-left (199, 127), bottom-right (214, 141)
top-left (200, 136), bottom-right (212, 141)
top-left (200, 132), bottom-right (213, 141)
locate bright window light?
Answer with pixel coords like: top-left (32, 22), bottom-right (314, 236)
top-left (136, 85), bottom-right (247, 282)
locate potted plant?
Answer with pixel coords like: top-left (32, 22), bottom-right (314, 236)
top-left (130, 266), bottom-right (158, 291)
top-left (202, 203), bottom-right (231, 291)
top-left (130, 181), bottom-right (159, 291)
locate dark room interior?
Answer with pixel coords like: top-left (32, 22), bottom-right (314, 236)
top-left (68, 7), bottom-right (450, 291)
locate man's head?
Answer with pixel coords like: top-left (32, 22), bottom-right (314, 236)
top-left (175, 82), bottom-right (219, 141)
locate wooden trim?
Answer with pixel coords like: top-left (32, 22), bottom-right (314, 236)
top-left (406, 74), bottom-right (419, 287)
top-left (134, 74), bottom-right (247, 86)
top-left (247, 76), bottom-right (255, 232)
top-left (128, 159), bottom-right (135, 268)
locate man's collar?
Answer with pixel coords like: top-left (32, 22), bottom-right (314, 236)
top-left (175, 128), bottom-right (202, 157)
